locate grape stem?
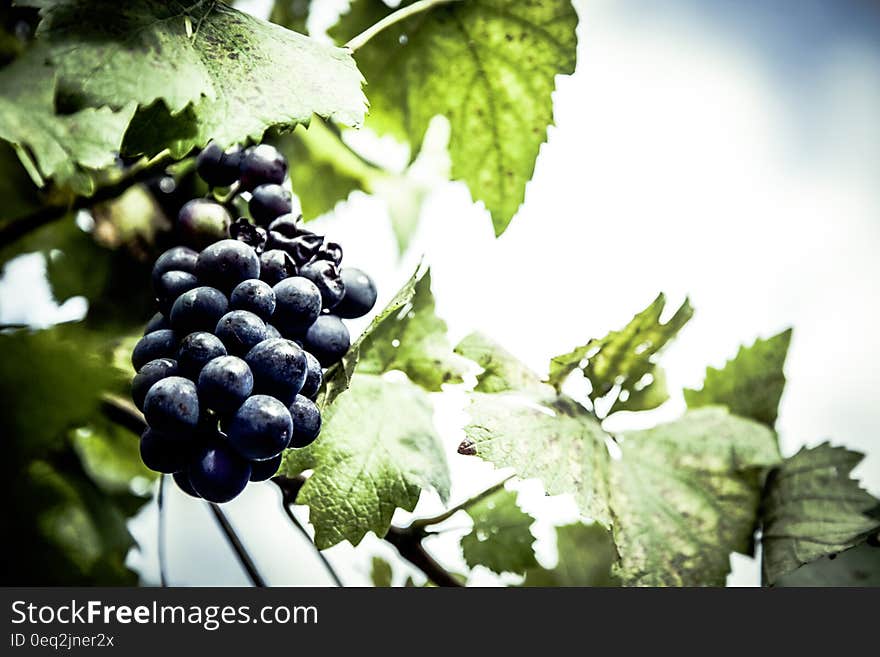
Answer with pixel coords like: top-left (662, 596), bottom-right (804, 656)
top-left (157, 474), bottom-right (169, 587)
top-left (345, 0), bottom-right (461, 52)
top-left (409, 474), bottom-right (515, 532)
top-left (0, 150), bottom-right (176, 246)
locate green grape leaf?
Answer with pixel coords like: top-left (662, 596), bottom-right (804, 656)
top-left (370, 556), bottom-right (393, 587)
top-left (609, 408), bottom-right (780, 586)
top-left (773, 542), bottom-right (880, 587)
top-left (522, 523), bottom-right (619, 586)
top-left (461, 487), bottom-right (538, 574)
top-left (464, 391), bottom-right (611, 524)
top-left (33, 0), bottom-right (366, 155)
top-left (0, 49), bottom-right (135, 195)
top-left (760, 443), bottom-right (880, 585)
top-left (71, 417), bottom-right (156, 494)
top-left (460, 335), bottom-right (782, 586)
top-left (685, 329), bottom-right (792, 427)
top-left (0, 325), bottom-right (125, 458)
top-left (455, 332), bottom-right (546, 394)
top-left (283, 374), bottom-right (450, 549)
top-left (321, 266), bottom-right (467, 407)
top-left (330, 0), bottom-right (578, 236)
top-left (548, 294), bottom-right (693, 414)
top-left (5, 455), bottom-right (145, 585)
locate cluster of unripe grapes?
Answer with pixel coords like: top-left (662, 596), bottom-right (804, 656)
top-left (130, 142), bottom-right (377, 503)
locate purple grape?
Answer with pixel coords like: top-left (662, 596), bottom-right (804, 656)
top-left (215, 310), bottom-right (268, 357)
top-left (176, 331), bottom-right (227, 380)
top-left (132, 329), bottom-right (178, 371)
top-left (227, 394), bottom-right (293, 461)
top-left (131, 357), bottom-right (178, 411)
top-left (230, 279), bottom-right (276, 321)
top-left (288, 395), bottom-right (321, 448)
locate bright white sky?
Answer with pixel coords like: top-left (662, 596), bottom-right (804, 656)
top-left (2, 0), bottom-right (878, 587)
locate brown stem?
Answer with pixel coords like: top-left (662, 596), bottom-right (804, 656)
top-left (384, 525), bottom-right (463, 587)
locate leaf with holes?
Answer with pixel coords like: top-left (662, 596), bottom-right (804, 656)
top-left (0, 49), bottom-right (135, 195)
top-left (760, 443), bottom-right (880, 585)
top-left (283, 374), bottom-right (450, 549)
top-left (31, 0), bottom-right (366, 156)
top-left (461, 487), bottom-right (538, 574)
top-left (330, 0), bottom-right (578, 235)
top-left (685, 329), bottom-right (792, 427)
top-left (523, 523), bottom-right (619, 586)
top-left (548, 294), bottom-right (692, 415)
top-left (609, 408), bottom-right (780, 586)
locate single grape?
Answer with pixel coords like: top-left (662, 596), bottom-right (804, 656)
top-left (131, 358), bottom-right (178, 411)
top-left (272, 277), bottom-right (322, 334)
top-left (173, 470), bottom-right (202, 498)
top-left (244, 338), bottom-right (307, 404)
top-left (143, 376), bottom-right (200, 434)
top-left (288, 395), bottom-right (321, 448)
top-left (132, 329), bottom-right (178, 371)
top-left (215, 310), bottom-right (268, 357)
top-left (169, 286), bottom-right (229, 334)
top-left (189, 441), bottom-right (252, 503)
top-left (230, 279), bottom-right (275, 321)
top-left (196, 239), bottom-right (261, 292)
top-left (151, 246), bottom-right (197, 290)
top-left (176, 331), bottom-right (227, 380)
top-left (143, 311), bottom-right (169, 335)
top-left (249, 184), bottom-right (292, 225)
top-left (303, 315), bottom-right (350, 366)
top-left (313, 241), bottom-right (343, 266)
top-left (259, 249), bottom-right (297, 286)
top-left (197, 355), bottom-right (254, 415)
top-left (334, 268), bottom-right (378, 319)
top-left (227, 394), bottom-right (293, 461)
top-left (196, 142), bottom-right (242, 187)
top-left (229, 218), bottom-right (267, 253)
top-left (264, 323), bottom-right (281, 339)
top-left (177, 199), bottom-right (232, 250)
top-left (298, 260), bottom-right (345, 310)
top-left (249, 453), bottom-right (282, 482)
top-left (300, 351), bottom-right (322, 400)
top-left (239, 144), bottom-right (287, 190)
top-left (156, 270), bottom-right (200, 313)
top-left (140, 428), bottom-right (190, 474)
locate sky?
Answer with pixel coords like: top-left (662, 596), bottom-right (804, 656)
top-left (2, 0), bottom-right (879, 587)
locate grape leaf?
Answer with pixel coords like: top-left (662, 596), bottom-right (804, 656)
top-left (0, 49), bottom-right (135, 195)
top-left (455, 332), bottom-right (546, 394)
top-left (464, 391), bottom-right (611, 524)
top-left (460, 335), bottom-right (783, 586)
top-left (71, 417), bottom-right (156, 494)
top-left (330, 0), bottom-right (578, 236)
top-left (685, 329), bottom-right (792, 427)
top-left (321, 265), bottom-right (467, 407)
top-left (31, 0), bottom-right (366, 155)
top-left (548, 294), bottom-right (693, 415)
top-left (774, 542), bottom-right (880, 587)
top-left (370, 556), bottom-right (393, 587)
top-left (283, 374), bottom-right (450, 549)
top-left (522, 523), bottom-right (619, 586)
top-left (760, 443), bottom-right (880, 585)
top-left (609, 408), bottom-right (780, 586)
top-left (0, 324), bottom-right (125, 457)
top-left (461, 488), bottom-right (538, 574)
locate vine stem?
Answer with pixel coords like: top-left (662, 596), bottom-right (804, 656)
top-left (345, 0), bottom-right (460, 52)
top-left (410, 474), bottom-right (514, 531)
top-left (208, 503), bottom-right (267, 588)
top-left (278, 497), bottom-right (344, 587)
top-left (384, 526), bottom-right (463, 587)
top-left (0, 150), bottom-right (175, 246)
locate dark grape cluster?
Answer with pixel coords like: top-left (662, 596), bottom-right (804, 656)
top-left (132, 143), bottom-right (378, 503)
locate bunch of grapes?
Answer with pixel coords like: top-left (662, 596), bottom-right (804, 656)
top-left (130, 142), bottom-right (377, 503)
